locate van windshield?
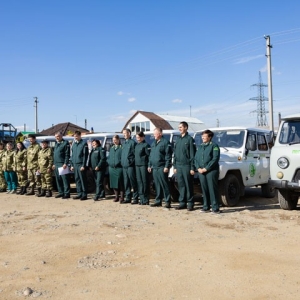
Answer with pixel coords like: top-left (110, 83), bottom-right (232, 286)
top-left (195, 130), bottom-right (245, 148)
top-left (278, 120), bottom-right (300, 144)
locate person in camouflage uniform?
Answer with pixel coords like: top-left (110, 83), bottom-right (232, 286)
top-left (25, 134), bottom-right (41, 196)
top-left (14, 142), bottom-right (27, 195)
top-left (0, 142), bottom-right (7, 192)
top-left (2, 142), bottom-right (18, 193)
top-left (37, 139), bottom-right (53, 197)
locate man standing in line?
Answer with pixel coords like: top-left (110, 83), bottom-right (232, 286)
top-left (173, 121), bottom-right (196, 211)
top-left (52, 131), bottom-right (71, 199)
top-left (25, 134), bottom-right (41, 196)
top-left (121, 128), bottom-right (139, 204)
top-left (148, 127), bottom-right (173, 208)
top-left (70, 131), bottom-right (89, 200)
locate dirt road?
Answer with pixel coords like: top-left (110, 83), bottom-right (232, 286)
top-left (0, 188), bottom-right (299, 299)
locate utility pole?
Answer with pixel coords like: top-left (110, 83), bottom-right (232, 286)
top-left (189, 105), bottom-right (191, 117)
top-left (265, 35), bottom-right (274, 132)
top-left (216, 119), bottom-right (220, 127)
top-left (34, 97), bottom-right (38, 133)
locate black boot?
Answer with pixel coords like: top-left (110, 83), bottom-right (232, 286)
top-left (20, 186), bottom-right (26, 195)
top-left (45, 190), bottom-right (52, 198)
top-left (16, 187), bottom-right (22, 194)
top-left (25, 187), bottom-right (35, 196)
top-left (35, 188), bottom-right (44, 197)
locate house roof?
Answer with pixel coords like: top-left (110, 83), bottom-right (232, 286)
top-left (39, 122), bottom-right (89, 136)
top-left (122, 111), bottom-right (173, 131)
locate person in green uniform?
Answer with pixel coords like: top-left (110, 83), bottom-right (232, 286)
top-left (3, 142), bottom-right (18, 193)
top-left (52, 132), bottom-right (71, 199)
top-left (89, 139), bottom-right (107, 201)
top-left (25, 134), bottom-right (41, 196)
top-left (121, 128), bottom-right (139, 204)
top-left (0, 142), bottom-right (7, 192)
top-left (173, 121), bottom-right (196, 211)
top-left (108, 135), bottom-right (124, 202)
top-left (135, 131), bottom-right (150, 205)
top-left (37, 139), bottom-right (54, 197)
top-left (194, 129), bottom-right (220, 214)
top-left (14, 142), bottom-right (27, 195)
top-left (70, 131), bottom-right (89, 200)
top-left (148, 127), bottom-right (173, 208)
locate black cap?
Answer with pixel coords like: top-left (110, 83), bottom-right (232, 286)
top-left (41, 139), bottom-right (49, 144)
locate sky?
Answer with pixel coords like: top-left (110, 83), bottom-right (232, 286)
top-left (1, 0), bottom-right (300, 133)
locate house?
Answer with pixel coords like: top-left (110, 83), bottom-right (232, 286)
top-left (122, 110), bottom-right (206, 134)
top-left (39, 122), bottom-right (89, 136)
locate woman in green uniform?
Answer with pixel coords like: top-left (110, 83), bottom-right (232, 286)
top-left (135, 131), bottom-right (150, 205)
top-left (108, 135), bottom-right (124, 202)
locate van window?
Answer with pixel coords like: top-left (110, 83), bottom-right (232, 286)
top-left (257, 134), bottom-right (268, 151)
top-left (279, 121), bottom-right (300, 144)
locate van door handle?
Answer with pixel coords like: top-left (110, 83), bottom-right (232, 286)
top-left (253, 156), bottom-right (260, 160)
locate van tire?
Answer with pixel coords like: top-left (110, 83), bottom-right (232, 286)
top-left (278, 189), bottom-right (298, 210)
top-left (219, 174), bottom-right (240, 207)
top-left (261, 183), bottom-right (276, 198)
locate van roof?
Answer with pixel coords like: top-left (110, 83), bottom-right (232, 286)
top-left (194, 127), bottom-right (272, 133)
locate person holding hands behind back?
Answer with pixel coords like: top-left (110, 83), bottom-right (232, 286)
top-left (89, 139), bottom-right (107, 201)
top-left (194, 129), bottom-right (220, 214)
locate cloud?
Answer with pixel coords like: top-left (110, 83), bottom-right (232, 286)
top-left (234, 54), bottom-right (264, 64)
top-left (117, 91), bottom-right (124, 96)
top-left (172, 98), bottom-right (182, 103)
top-left (128, 97), bottom-right (136, 102)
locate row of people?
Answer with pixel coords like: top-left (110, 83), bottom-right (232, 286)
top-left (0, 124), bottom-right (221, 213)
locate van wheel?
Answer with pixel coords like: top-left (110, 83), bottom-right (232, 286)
top-left (261, 183), bottom-right (275, 198)
top-left (219, 174), bottom-right (240, 206)
top-left (86, 170), bottom-right (96, 193)
top-left (169, 177), bottom-right (179, 202)
top-left (278, 189), bottom-right (298, 210)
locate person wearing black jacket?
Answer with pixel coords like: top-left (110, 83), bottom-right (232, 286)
top-left (89, 139), bottom-right (107, 201)
top-left (70, 131), bottom-right (89, 200)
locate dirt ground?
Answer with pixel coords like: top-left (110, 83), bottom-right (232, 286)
top-left (0, 187), bottom-right (300, 300)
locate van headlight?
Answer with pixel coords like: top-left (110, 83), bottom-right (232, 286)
top-left (277, 157), bottom-right (289, 169)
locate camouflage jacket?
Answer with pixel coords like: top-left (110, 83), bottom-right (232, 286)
top-left (2, 150), bottom-right (15, 172)
top-left (38, 148), bottom-right (53, 173)
top-left (14, 149), bottom-right (27, 171)
top-left (27, 143), bottom-right (41, 170)
top-left (0, 149), bottom-right (4, 170)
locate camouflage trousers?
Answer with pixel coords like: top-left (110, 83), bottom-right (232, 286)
top-left (27, 169), bottom-right (41, 189)
top-left (40, 171), bottom-right (53, 190)
top-left (16, 170), bottom-right (27, 187)
top-left (0, 170), bottom-right (6, 189)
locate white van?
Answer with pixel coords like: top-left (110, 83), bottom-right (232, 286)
top-left (192, 127), bottom-right (275, 206)
top-left (269, 113), bottom-right (300, 210)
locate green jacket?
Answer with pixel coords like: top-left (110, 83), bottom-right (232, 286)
top-left (27, 143), bottom-right (41, 170)
top-left (173, 132), bottom-right (196, 169)
top-left (2, 150), bottom-right (15, 171)
top-left (89, 146), bottom-right (107, 170)
top-left (71, 139), bottom-right (89, 168)
top-left (135, 140), bottom-right (150, 166)
top-left (194, 142), bottom-right (220, 172)
top-left (38, 148), bottom-right (53, 173)
top-left (108, 145), bottom-right (122, 168)
top-left (14, 149), bottom-right (27, 171)
top-left (53, 139), bottom-right (70, 165)
top-left (121, 138), bottom-right (136, 168)
top-left (149, 136), bottom-right (172, 169)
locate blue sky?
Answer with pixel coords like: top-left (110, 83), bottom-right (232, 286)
top-left (1, 1), bottom-right (300, 133)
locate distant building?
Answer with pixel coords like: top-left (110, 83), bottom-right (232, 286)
top-left (39, 122), bottom-right (89, 136)
top-left (122, 111), bottom-right (206, 134)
